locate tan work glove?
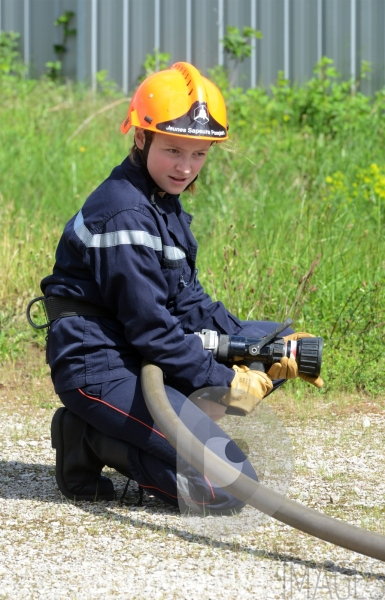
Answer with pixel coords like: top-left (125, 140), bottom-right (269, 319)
top-left (267, 332), bottom-right (324, 388)
top-left (221, 365), bottom-right (274, 416)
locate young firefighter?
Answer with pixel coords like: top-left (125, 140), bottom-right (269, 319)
top-left (41, 62), bottom-right (322, 512)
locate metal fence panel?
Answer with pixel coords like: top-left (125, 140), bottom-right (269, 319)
top-left (76, 0), bottom-right (92, 83)
top-left (98, 0), bottom-right (124, 86)
top-left (191, 0), bottom-right (219, 73)
top-left (29, 0), bottom-right (56, 78)
top-left (291, 0), bottom-right (319, 86)
top-left (323, 0), bottom-right (351, 81)
top-left (224, 0), bottom-right (252, 87)
top-left (2, 0), bottom-right (24, 58)
top-left (257, 0), bottom-right (285, 87)
top-left (1, 0), bottom-right (384, 95)
top-left (129, 0), bottom-right (157, 87)
top-left (357, 0), bottom-right (385, 96)
top-left (2, 0), bottom-right (24, 34)
top-left (161, 0), bottom-right (188, 68)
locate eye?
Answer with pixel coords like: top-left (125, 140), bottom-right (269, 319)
top-left (167, 148), bottom-right (179, 154)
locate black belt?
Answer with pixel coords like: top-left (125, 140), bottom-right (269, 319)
top-left (26, 296), bottom-right (113, 330)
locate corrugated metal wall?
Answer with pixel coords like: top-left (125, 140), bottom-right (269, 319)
top-left (1, 0), bottom-right (384, 95)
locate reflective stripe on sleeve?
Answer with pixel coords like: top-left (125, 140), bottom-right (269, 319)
top-left (163, 246), bottom-right (186, 260)
top-left (74, 210), bottom-right (186, 259)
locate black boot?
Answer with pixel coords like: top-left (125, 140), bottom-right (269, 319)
top-left (51, 407), bottom-right (133, 501)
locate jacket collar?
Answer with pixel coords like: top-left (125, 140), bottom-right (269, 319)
top-left (121, 154), bottom-right (157, 198)
top-left (121, 155), bottom-right (196, 257)
top-left (121, 154), bottom-right (178, 204)
top-left (122, 154), bottom-right (189, 218)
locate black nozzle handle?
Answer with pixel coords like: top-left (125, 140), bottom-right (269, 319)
top-left (249, 318), bottom-right (293, 356)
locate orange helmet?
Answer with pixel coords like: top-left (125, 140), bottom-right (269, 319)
top-left (121, 62), bottom-right (228, 142)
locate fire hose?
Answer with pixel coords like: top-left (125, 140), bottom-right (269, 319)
top-left (25, 298), bottom-right (385, 559)
top-left (141, 360), bottom-right (385, 562)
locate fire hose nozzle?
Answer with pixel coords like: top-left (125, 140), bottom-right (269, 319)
top-left (194, 329), bottom-right (323, 378)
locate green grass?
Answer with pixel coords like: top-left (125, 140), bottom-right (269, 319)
top-left (1, 69), bottom-right (385, 395)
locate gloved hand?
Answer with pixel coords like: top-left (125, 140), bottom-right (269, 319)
top-left (221, 365), bottom-right (274, 416)
top-left (267, 332), bottom-right (324, 388)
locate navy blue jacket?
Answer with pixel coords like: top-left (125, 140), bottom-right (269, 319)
top-left (41, 156), bottom-right (241, 394)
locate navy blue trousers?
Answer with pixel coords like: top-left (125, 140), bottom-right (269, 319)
top-left (59, 320), bottom-right (292, 512)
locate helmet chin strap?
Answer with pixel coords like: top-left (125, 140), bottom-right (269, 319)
top-left (133, 134), bottom-right (163, 195)
top-left (142, 131), bottom-right (153, 165)
top-left (133, 131), bottom-right (153, 167)
top-left (183, 175), bottom-right (198, 191)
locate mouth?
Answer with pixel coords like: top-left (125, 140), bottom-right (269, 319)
top-left (169, 176), bottom-right (189, 184)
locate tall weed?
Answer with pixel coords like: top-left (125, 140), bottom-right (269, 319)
top-left (1, 57), bottom-right (385, 394)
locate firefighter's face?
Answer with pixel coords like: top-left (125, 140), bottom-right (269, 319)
top-left (135, 129), bottom-right (211, 194)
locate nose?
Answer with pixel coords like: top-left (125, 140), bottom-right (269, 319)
top-left (175, 156), bottom-right (191, 174)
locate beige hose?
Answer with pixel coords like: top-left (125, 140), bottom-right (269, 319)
top-left (141, 360), bottom-right (385, 561)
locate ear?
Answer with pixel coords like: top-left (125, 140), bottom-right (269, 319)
top-left (134, 128), bottom-right (146, 150)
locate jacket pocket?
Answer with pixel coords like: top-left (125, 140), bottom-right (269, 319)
top-left (162, 256), bottom-right (194, 301)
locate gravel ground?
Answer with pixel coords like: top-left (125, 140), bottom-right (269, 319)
top-left (1, 370), bottom-right (385, 599)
